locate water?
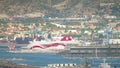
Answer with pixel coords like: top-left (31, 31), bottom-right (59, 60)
top-left (0, 46), bottom-right (120, 68)
top-left (0, 46), bottom-right (80, 66)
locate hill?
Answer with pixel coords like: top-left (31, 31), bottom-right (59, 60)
top-left (0, 0), bottom-right (119, 17)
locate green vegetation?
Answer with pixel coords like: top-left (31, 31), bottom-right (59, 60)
top-left (0, 0), bottom-right (119, 17)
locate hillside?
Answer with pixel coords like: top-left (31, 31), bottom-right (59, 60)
top-left (0, 0), bottom-right (119, 17)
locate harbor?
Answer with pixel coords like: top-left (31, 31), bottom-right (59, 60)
top-left (0, 44), bottom-right (120, 68)
top-left (0, 0), bottom-right (120, 68)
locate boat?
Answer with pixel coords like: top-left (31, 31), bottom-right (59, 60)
top-left (99, 59), bottom-right (111, 68)
top-left (22, 36), bottom-right (80, 51)
top-left (8, 36), bottom-right (80, 53)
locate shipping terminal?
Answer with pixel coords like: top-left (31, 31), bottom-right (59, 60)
top-left (59, 39), bottom-right (120, 57)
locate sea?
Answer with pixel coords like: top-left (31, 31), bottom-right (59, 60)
top-left (0, 45), bottom-right (120, 68)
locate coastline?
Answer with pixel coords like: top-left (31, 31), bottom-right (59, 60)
top-left (0, 61), bottom-right (90, 68)
top-left (0, 61), bottom-right (39, 68)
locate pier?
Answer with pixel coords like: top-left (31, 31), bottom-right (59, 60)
top-left (46, 63), bottom-right (91, 68)
top-left (60, 45), bottom-right (120, 57)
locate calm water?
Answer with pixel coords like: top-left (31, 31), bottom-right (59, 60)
top-left (0, 46), bottom-right (80, 66)
top-left (0, 46), bottom-right (120, 68)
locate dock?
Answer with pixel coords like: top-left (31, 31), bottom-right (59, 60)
top-left (59, 45), bottom-right (120, 57)
top-left (45, 63), bottom-right (91, 68)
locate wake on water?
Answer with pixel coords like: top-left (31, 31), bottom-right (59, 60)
top-left (7, 49), bottom-right (60, 54)
top-left (5, 57), bottom-right (25, 61)
top-left (1, 46), bottom-right (120, 67)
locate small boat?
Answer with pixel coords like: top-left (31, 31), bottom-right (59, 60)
top-left (8, 45), bottom-right (15, 50)
top-left (99, 58), bottom-right (111, 68)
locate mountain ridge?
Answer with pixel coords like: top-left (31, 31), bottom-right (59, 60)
top-left (0, 0), bottom-right (119, 17)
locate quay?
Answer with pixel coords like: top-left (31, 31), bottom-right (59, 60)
top-left (60, 45), bottom-right (120, 57)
